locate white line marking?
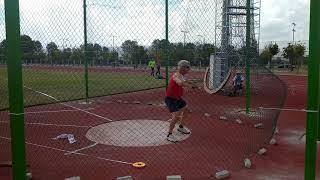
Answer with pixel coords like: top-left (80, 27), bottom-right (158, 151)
top-left (259, 107), bottom-right (318, 113)
top-left (288, 85), bottom-right (306, 87)
top-left (0, 121), bottom-right (92, 128)
top-left (9, 108), bottom-right (94, 115)
top-left (64, 143), bottom-right (98, 155)
top-left (24, 86), bottom-right (113, 122)
top-left (277, 73), bottom-right (307, 77)
top-left (0, 136), bottom-right (132, 165)
top-left (59, 102), bottom-right (113, 122)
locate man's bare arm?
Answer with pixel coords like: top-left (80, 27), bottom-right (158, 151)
top-left (173, 74), bottom-right (196, 88)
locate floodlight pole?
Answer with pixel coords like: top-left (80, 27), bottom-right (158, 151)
top-left (181, 30), bottom-right (189, 57)
top-left (292, 23), bottom-right (296, 44)
top-left (197, 34), bottom-right (205, 68)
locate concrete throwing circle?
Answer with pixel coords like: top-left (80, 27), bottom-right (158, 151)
top-left (86, 120), bottom-right (191, 147)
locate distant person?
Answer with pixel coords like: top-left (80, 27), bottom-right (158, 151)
top-left (148, 60), bottom-right (155, 76)
top-left (232, 70), bottom-right (244, 96)
top-left (156, 62), bottom-right (161, 77)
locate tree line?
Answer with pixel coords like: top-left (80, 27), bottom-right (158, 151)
top-left (0, 35), bottom-right (216, 67)
top-left (259, 42), bottom-right (307, 71)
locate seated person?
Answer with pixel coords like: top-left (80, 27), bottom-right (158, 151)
top-left (232, 70), bottom-right (244, 96)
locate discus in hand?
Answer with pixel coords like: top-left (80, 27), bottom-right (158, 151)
top-left (188, 79), bottom-right (203, 90)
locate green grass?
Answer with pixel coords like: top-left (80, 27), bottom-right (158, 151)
top-left (0, 67), bottom-right (165, 110)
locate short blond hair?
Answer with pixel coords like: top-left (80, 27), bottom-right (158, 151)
top-left (177, 60), bottom-right (190, 69)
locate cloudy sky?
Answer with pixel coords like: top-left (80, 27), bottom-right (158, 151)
top-left (260, 0), bottom-right (309, 42)
top-left (0, 0), bottom-right (310, 50)
top-left (259, 0), bottom-right (309, 51)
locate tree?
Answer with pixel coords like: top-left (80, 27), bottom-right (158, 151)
top-left (34, 40), bottom-right (43, 53)
top-left (70, 47), bottom-right (84, 65)
top-left (93, 43), bottom-right (102, 65)
top-left (268, 43), bottom-right (279, 56)
top-left (0, 36), bottom-right (45, 64)
top-left (184, 43), bottom-right (196, 62)
top-left (303, 55), bottom-right (309, 65)
top-left (150, 39), bottom-right (168, 65)
top-left (135, 46), bottom-right (147, 66)
top-left (110, 50), bottom-right (119, 65)
top-left (259, 48), bottom-right (271, 65)
top-left (85, 43), bottom-right (95, 66)
top-left (149, 39), bottom-right (215, 67)
top-left (200, 43), bottom-right (216, 66)
top-left (33, 40), bottom-right (45, 64)
top-left (282, 44), bottom-right (294, 71)
top-left (170, 43), bottom-right (185, 66)
top-left (101, 46), bottom-right (110, 65)
top-left (46, 42), bottom-right (59, 65)
top-left (62, 48), bottom-right (72, 65)
top-left (268, 43), bottom-right (279, 68)
top-left (21, 35), bottom-right (34, 64)
top-left (294, 43), bottom-right (306, 72)
top-left (282, 43), bottom-right (306, 71)
top-left (121, 40), bottom-right (139, 65)
top-left (0, 39), bottom-right (6, 64)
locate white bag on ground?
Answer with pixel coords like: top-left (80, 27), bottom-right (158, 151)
top-left (52, 134), bottom-right (76, 144)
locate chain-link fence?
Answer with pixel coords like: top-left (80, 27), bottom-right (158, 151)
top-left (1, 0), bottom-right (287, 179)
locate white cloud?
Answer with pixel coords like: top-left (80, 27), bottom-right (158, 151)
top-left (0, 0), bottom-right (311, 50)
top-left (12, 0), bottom-right (216, 48)
top-left (260, 0), bottom-right (309, 43)
top-left (87, 0), bottom-right (167, 47)
top-left (19, 0), bottom-right (83, 48)
top-left (168, 0), bottom-right (216, 44)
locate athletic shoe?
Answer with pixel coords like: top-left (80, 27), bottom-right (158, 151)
top-left (166, 134), bottom-right (178, 143)
top-left (177, 127), bottom-right (191, 134)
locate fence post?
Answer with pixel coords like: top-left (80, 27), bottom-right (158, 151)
top-left (245, 0), bottom-right (251, 114)
top-left (305, 0), bottom-right (319, 179)
top-left (83, 0), bottom-right (89, 102)
top-left (4, 0), bottom-right (27, 179)
top-left (165, 0), bottom-right (169, 90)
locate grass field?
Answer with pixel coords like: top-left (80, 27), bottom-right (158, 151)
top-left (0, 67), bottom-right (165, 110)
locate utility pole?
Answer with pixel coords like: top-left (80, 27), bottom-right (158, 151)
top-left (181, 30), bottom-right (189, 58)
top-left (292, 22), bottom-right (296, 44)
top-left (111, 35), bottom-right (117, 65)
top-left (197, 34), bottom-right (205, 68)
top-left (112, 35), bottom-right (117, 51)
top-left (181, 30), bottom-right (189, 47)
top-left (197, 34), bottom-right (205, 45)
top-left (62, 38), bottom-right (69, 65)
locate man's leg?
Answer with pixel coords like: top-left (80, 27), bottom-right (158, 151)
top-left (167, 111), bottom-right (183, 142)
top-left (168, 111), bottom-right (183, 134)
top-left (179, 107), bottom-right (190, 125)
top-left (232, 86), bottom-right (236, 96)
top-left (238, 85), bottom-right (243, 95)
top-left (177, 107), bottom-right (191, 134)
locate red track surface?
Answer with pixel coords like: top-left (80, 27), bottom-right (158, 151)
top-left (233, 75), bottom-right (320, 180)
top-left (0, 74), bottom-right (319, 180)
